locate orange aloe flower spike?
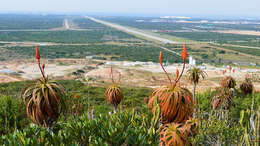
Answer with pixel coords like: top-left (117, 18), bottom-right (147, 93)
top-left (176, 69), bottom-right (179, 78)
top-left (36, 46), bottom-right (41, 60)
top-left (223, 70), bottom-right (226, 75)
top-left (174, 44), bottom-right (188, 85)
top-left (159, 51), bottom-right (163, 64)
top-left (35, 46), bottom-right (46, 81)
top-left (73, 94), bottom-right (78, 99)
top-left (181, 44), bottom-right (189, 63)
top-left (42, 64), bottom-right (45, 72)
top-left (229, 65), bottom-right (232, 72)
top-left (175, 69), bottom-right (179, 81)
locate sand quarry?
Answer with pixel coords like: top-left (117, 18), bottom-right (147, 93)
top-left (0, 59), bottom-right (259, 92)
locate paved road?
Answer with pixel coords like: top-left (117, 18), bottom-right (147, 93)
top-left (87, 16), bottom-right (180, 44)
top-left (86, 16), bottom-right (181, 56)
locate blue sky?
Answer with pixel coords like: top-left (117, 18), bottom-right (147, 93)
top-left (0, 0), bottom-right (260, 17)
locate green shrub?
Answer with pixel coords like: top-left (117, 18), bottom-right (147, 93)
top-left (191, 115), bottom-right (243, 145)
top-left (0, 80), bottom-right (259, 145)
top-left (0, 96), bottom-right (28, 135)
top-left (0, 110), bottom-right (159, 145)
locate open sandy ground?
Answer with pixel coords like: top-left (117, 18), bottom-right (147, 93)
top-left (0, 59), bottom-right (84, 80)
top-left (85, 60), bottom-right (260, 92)
top-left (0, 59), bottom-right (259, 93)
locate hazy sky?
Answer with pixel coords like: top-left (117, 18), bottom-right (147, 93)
top-left (0, 0), bottom-right (260, 17)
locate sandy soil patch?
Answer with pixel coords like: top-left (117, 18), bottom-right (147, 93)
top-left (16, 63), bottom-right (83, 79)
top-left (0, 59), bottom-right (84, 80)
top-left (0, 74), bottom-right (21, 83)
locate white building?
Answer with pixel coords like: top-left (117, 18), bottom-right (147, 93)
top-left (189, 56), bottom-right (196, 66)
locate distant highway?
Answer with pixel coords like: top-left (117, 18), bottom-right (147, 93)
top-left (86, 16), bottom-right (180, 44)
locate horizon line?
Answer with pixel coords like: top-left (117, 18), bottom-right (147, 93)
top-left (0, 11), bottom-right (259, 19)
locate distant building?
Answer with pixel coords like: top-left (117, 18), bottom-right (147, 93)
top-left (189, 56), bottom-right (196, 66)
top-left (86, 55), bottom-right (99, 59)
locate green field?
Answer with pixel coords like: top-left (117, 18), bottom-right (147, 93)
top-left (0, 14), bottom-right (64, 30)
top-left (164, 31), bottom-right (260, 43)
top-left (217, 44), bottom-right (260, 56)
top-left (73, 18), bottom-right (109, 29)
top-left (0, 30), bottom-right (136, 43)
top-left (225, 40), bottom-right (260, 48)
top-left (1, 44), bottom-right (182, 63)
top-left (162, 32), bottom-right (260, 56)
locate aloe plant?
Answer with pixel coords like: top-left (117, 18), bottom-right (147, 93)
top-left (240, 77), bottom-right (254, 95)
top-left (149, 44), bottom-right (194, 124)
top-left (160, 118), bottom-right (199, 146)
top-left (104, 67), bottom-right (123, 112)
top-left (22, 46), bottom-right (66, 127)
top-left (148, 44), bottom-right (199, 146)
top-left (221, 76), bottom-right (236, 89)
top-left (211, 75), bottom-right (236, 112)
top-left (211, 87), bottom-right (235, 110)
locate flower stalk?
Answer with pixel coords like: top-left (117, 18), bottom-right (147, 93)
top-left (35, 46), bottom-right (46, 82)
top-left (159, 44), bottom-right (188, 89)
